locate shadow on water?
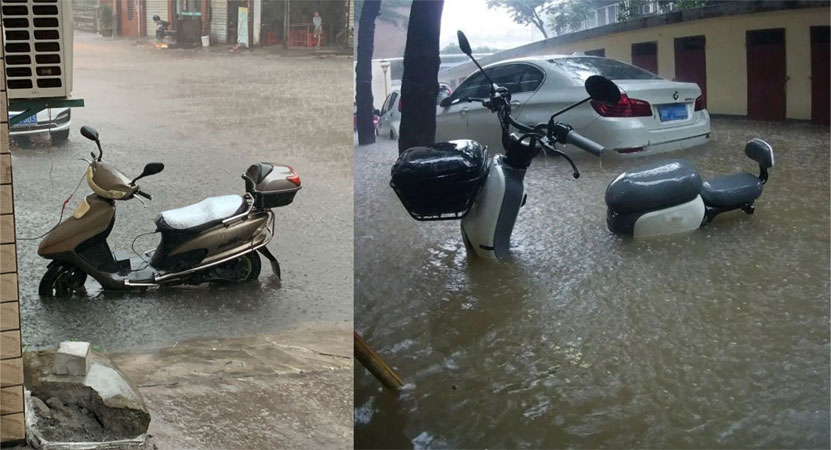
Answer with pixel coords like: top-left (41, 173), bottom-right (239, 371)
top-left (355, 119), bottom-right (830, 449)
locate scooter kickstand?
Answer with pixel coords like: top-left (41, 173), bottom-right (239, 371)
top-left (257, 247), bottom-right (282, 280)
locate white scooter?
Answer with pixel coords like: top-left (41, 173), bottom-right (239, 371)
top-left (390, 31), bottom-right (619, 260)
top-left (605, 138), bottom-right (774, 238)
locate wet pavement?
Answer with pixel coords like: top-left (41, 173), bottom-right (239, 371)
top-left (354, 119), bottom-right (830, 448)
top-left (110, 323), bottom-right (353, 450)
top-left (11, 32), bottom-right (353, 350)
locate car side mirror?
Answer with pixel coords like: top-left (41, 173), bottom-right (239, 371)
top-left (439, 96), bottom-right (453, 108)
top-left (585, 75), bottom-right (621, 105)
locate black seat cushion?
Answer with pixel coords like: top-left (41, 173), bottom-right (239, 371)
top-left (605, 159), bottom-right (702, 214)
top-left (701, 172), bottom-right (763, 208)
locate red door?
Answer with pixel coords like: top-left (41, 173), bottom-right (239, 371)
top-left (674, 35), bottom-right (707, 108)
top-left (119, 0), bottom-right (140, 38)
top-left (631, 42), bottom-right (658, 74)
top-left (811, 26), bottom-right (830, 125)
top-left (746, 29), bottom-right (786, 121)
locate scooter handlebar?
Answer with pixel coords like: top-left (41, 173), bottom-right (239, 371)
top-left (565, 130), bottom-right (604, 157)
top-left (136, 190), bottom-right (152, 200)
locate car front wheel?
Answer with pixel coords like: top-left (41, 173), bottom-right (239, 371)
top-left (51, 129), bottom-right (70, 144)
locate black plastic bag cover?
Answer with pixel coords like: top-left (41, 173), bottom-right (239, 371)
top-left (391, 140), bottom-right (489, 219)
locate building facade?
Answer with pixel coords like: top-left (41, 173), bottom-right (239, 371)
top-left (104, 0), bottom-right (350, 47)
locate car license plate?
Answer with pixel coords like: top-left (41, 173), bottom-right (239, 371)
top-left (659, 104), bottom-right (688, 122)
top-left (13, 114), bottom-right (38, 127)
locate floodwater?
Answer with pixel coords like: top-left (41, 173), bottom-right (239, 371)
top-left (354, 119), bottom-right (830, 448)
top-left (12, 33), bottom-right (353, 350)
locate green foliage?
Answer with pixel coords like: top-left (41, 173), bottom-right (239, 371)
top-left (355, 0), bottom-right (413, 26)
top-left (487, 0), bottom-right (552, 38)
top-left (673, 0), bottom-right (709, 10)
top-left (547, 0), bottom-right (591, 36)
top-left (616, 0), bottom-right (649, 22)
top-left (99, 4), bottom-right (113, 29)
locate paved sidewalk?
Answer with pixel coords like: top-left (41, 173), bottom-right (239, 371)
top-left (108, 323), bottom-right (352, 450)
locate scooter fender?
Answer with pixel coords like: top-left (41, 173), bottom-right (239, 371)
top-left (632, 195), bottom-right (706, 238)
top-left (461, 156), bottom-right (526, 260)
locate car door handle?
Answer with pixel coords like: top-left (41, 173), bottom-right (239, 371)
top-left (461, 107), bottom-right (468, 115)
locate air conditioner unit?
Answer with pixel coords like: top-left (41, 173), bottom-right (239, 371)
top-left (2, 0), bottom-right (74, 99)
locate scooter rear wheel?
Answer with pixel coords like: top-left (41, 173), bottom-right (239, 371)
top-left (213, 252), bottom-right (262, 283)
top-left (39, 263), bottom-right (87, 298)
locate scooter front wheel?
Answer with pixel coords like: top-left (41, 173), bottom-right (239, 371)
top-left (39, 262), bottom-right (87, 298)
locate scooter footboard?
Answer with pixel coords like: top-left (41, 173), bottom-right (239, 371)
top-left (461, 160), bottom-right (526, 259)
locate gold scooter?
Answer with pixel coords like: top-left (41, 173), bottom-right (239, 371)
top-left (37, 126), bottom-right (301, 297)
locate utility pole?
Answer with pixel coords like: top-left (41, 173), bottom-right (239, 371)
top-left (283, 0), bottom-right (290, 49)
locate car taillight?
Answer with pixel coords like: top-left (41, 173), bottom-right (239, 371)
top-left (591, 93), bottom-right (652, 117)
top-left (694, 95), bottom-right (704, 111)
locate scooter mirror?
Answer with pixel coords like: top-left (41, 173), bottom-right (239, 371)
top-left (457, 30), bottom-right (472, 56)
top-left (80, 125), bottom-right (99, 142)
top-left (132, 162), bottom-right (165, 184)
top-left (585, 75), bottom-right (621, 105)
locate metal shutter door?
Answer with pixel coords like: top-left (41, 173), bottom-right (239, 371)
top-left (145, 0), bottom-right (169, 38)
top-left (210, 0), bottom-right (227, 45)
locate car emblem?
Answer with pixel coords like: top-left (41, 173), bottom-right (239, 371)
top-left (672, 91), bottom-right (679, 100)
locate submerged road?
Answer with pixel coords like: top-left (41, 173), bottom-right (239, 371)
top-left (355, 118), bottom-right (830, 449)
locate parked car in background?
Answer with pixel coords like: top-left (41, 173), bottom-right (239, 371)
top-left (436, 55), bottom-right (710, 155)
top-left (379, 83), bottom-right (453, 140)
top-left (353, 102), bottom-right (380, 136)
top-left (378, 89), bottom-right (401, 140)
top-left (9, 108), bottom-right (71, 144)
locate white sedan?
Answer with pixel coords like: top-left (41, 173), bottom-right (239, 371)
top-left (436, 55), bottom-right (711, 155)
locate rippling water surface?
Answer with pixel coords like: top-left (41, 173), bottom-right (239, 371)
top-left (354, 119), bottom-right (830, 449)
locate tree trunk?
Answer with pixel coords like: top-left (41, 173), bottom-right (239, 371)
top-left (531, 11), bottom-right (549, 39)
top-left (356, 0), bottom-right (380, 145)
top-left (397, 0), bottom-right (444, 154)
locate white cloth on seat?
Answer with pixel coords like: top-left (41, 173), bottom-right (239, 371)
top-left (157, 195), bottom-right (245, 230)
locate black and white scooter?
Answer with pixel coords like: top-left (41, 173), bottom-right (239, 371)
top-left (605, 138), bottom-right (774, 238)
top-left (390, 31), bottom-right (618, 260)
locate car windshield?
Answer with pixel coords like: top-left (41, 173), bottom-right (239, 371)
top-left (548, 57), bottom-right (661, 82)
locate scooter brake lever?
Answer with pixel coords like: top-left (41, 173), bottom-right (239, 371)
top-left (78, 157), bottom-right (92, 164)
top-left (134, 194), bottom-right (147, 208)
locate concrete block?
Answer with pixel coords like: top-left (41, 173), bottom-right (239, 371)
top-left (54, 341), bottom-right (91, 376)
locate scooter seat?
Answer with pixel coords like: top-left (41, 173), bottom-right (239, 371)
top-left (701, 172), bottom-right (763, 208)
top-left (605, 159), bottom-right (702, 214)
top-left (155, 195), bottom-right (248, 232)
